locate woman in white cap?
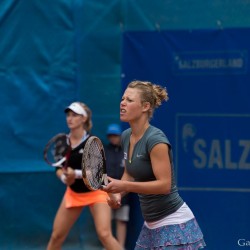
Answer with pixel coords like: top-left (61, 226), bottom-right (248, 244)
top-left (47, 102), bottom-right (122, 250)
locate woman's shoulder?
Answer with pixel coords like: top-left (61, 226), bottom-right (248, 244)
top-left (147, 125), bottom-right (165, 137)
top-left (121, 128), bottom-right (131, 137)
top-left (146, 125), bottom-right (170, 147)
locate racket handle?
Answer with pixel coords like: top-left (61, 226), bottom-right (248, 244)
top-left (101, 175), bottom-right (118, 201)
top-left (52, 157), bottom-right (66, 167)
top-left (103, 173), bottom-right (109, 186)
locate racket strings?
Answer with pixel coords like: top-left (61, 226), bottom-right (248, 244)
top-left (53, 138), bottom-right (68, 162)
top-left (84, 141), bottom-right (104, 189)
top-left (44, 135), bottom-right (70, 166)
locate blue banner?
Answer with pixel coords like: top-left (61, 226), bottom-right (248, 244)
top-left (121, 28), bottom-right (250, 189)
top-left (121, 28), bottom-right (250, 249)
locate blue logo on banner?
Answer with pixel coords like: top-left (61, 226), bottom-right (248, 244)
top-left (176, 114), bottom-right (250, 191)
top-left (173, 50), bottom-right (247, 75)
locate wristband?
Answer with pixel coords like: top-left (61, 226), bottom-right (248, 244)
top-left (60, 174), bottom-right (67, 184)
top-left (74, 169), bottom-right (83, 179)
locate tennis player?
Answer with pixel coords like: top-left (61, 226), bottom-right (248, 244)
top-left (46, 102), bottom-right (122, 250)
top-left (102, 81), bottom-right (206, 250)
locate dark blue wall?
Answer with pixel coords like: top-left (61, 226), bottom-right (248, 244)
top-left (121, 28), bottom-right (250, 250)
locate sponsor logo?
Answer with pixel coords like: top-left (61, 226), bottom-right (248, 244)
top-left (176, 114), bottom-right (250, 191)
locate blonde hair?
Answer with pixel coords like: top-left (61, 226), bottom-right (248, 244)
top-left (77, 102), bottom-right (93, 132)
top-left (127, 80), bottom-right (169, 119)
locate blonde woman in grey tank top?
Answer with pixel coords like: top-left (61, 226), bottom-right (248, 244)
top-left (102, 80), bottom-right (206, 250)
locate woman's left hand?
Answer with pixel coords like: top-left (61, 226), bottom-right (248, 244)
top-left (64, 167), bottom-right (76, 185)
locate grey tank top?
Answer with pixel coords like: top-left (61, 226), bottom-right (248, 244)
top-left (121, 125), bottom-right (184, 222)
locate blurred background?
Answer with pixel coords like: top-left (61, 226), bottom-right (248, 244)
top-left (0, 0), bottom-right (250, 249)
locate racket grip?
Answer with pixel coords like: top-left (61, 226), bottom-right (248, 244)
top-left (101, 175), bottom-right (119, 201)
top-left (103, 173), bottom-right (109, 186)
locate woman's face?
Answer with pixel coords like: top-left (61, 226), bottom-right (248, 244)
top-left (120, 87), bottom-right (144, 122)
top-left (66, 111), bottom-right (85, 130)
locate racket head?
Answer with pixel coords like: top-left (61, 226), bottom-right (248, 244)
top-left (82, 136), bottom-right (107, 191)
top-left (43, 133), bottom-right (71, 168)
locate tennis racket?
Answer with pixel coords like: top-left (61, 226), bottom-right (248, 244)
top-left (82, 136), bottom-right (108, 191)
top-left (43, 133), bottom-right (71, 171)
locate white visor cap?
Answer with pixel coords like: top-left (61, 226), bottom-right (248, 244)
top-left (64, 102), bottom-right (88, 117)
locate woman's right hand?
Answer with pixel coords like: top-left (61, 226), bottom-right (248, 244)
top-left (62, 167), bottom-right (76, 185)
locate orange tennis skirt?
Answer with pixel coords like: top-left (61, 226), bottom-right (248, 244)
top-left (64, 187), bottom-right (109, 208)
